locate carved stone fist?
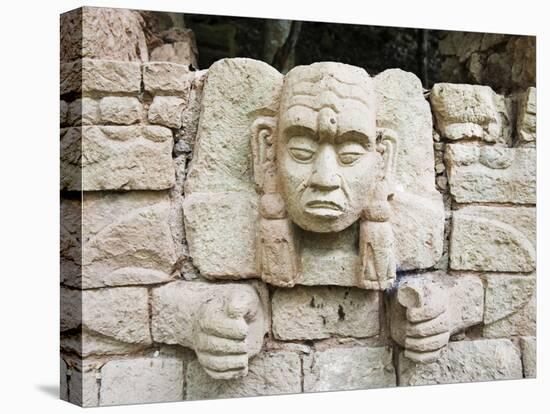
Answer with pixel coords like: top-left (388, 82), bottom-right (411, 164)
top-left (192, 285), bottom-right (266, 380)
top-left (396, 281), bottom-right (450, 363)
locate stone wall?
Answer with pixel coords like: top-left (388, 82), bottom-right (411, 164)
top-left (60, 8), bottom-right (536, 408)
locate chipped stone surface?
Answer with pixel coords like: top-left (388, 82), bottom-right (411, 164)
top-left (68, 361), bottom-right (100, 407)
top-left (445, 144), bottom-right (535, 204)
top-left (517, 87), bottom-right (536, 145)
top-left (484, 274), bottom-right (536, 325)
top-left (80, 191), bottom-right (177, 288)
top-left (60, 59), bottom-right (141, 95)
top-left (272, 286), bottom-right (379, 340)
top-left (148, 96), bottom-right (187, 128)
top-left (60, 358), bottom-right (68, 401)
top-left (82, 287), bottom-right (151, 345)
top-left (60, 287), bottom-right (81, 331)
top-left (450, 206), bottom-right (535, 272)
top-left (304, 346), bottom-right (395, 391)
top-left (431, 83), bottom-right (511, 144)
top-left (99, 96), bottom-right (142, 125)
top-left (520, 336), bottom-right (536, 378)
top-left (62, 125), bottom-right (175, 191)
top-left (61, 330), bottom-right (149, 357)
top-left (100, 357), bottom-right (184, 406)
top-left (143, 62), bottom-right (191, 95)
top-left (67, 98), bottom-right (99, 126)
top-left (399, 339), bottom-right (523, 385)
top-left (484, 292), bottom-right (536, 338)
top-left (186, 351), bottom-right (301, 400)
top-left (183, 192), bottom-right (259, 278)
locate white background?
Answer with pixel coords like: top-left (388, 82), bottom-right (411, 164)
top-left (0, 0), bottom-right (547, 413)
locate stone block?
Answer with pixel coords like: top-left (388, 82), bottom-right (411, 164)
top-left (484, 274), bottom-right (535, 325)
top-left (99, 96), bottom-right (142, 125)
top-left (445, 144), bottom-right (535, 204)
top-left (60, 358), bottom-right (68, 401)
top-left (304, 346), bottom-right (396, 392)
top-left (60, 59), bottom-right (141, 95)
top-left (60, 100), bottom-right (68, 126)
top-left (272, 286), bottom-right (379, 340)
top-left (100, 357), bottom-right (184, 406)
top-left (61, 330), bottom-right (148, 357)
top-left (520, 336), bottom-right (536, 378)
top-left (186, 351), bottom-right (301, 400)
top-left (67, 98), bottom-right (99, 126)
top-left (398, 339), bottom-right (523, 385)
top-left (484, 291), bottom-right (536, 338)
top-left (183, 192), bottom-right (259, 278)
top-left (79, 191), bottom-right (177, 289)
top-left (450, 206), bottom-right (535, 272)
top-left (68, 361), bottom-right (100, 407)
top-left (431, 83), bottom-right (511, 144)
top-left (142, 62), bottom-right (191, 95)
top-left (516, 87), bottom-right (536, 145)
top-left (62, 125), bottom-right (175, 191)
top-left (82, 287), bottom-right (151, 345)
top-left (148, 96), bottom-right (187, 128)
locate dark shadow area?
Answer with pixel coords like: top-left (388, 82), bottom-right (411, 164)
top-left (36, 384), bottom-right (60, 399)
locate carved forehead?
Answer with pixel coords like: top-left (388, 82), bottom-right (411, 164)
top-left (280, 62), bottom-right (376, 112)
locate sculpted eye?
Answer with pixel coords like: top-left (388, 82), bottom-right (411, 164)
top-left (287, 136), bottom-right (318, 163)
top-left (337, 142), bottom-right (367, 165)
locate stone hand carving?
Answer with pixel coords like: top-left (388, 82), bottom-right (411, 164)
top-left (389, 272), bottom-right (484, 363)
top-left (192, 285), bottom-right (266, 379)
top-left (251, 62), bottom-right (398, 290)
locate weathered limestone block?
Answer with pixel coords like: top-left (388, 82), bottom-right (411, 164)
top-left (61, 7), bottom-right (148, 63)
top-left (151, 42), bottom-right (197, 67)
top-left (520, 336), bottom-right (536, 378)
top-left (178, 70), bottom-right (207, 151)
top-left (60, 100), bottom-right (68, 126)
top-left (67, 98), bottom-right (99, 126)
top-left (303, 346), bottom-right (396, 392)
top-left (82, 287), bottom-right (151, 345)
top-left (445, 144), bottom-right (536, 204)
top-left (272, 286), bottom-right (379, 340)
top-left (390, 272), bottom-right (484, 362)
top-left (60, 197), bottom-right (81, 286)
top-left (142, 62), bottom-right (191, 95)
top-left (60, 287), bottom-right (81, 331)
top-left (450, 206), bottom-right (535, 272)
top-left (484, 290), bottom-right (536, 338)
top-left (80, 191), bottom-right (177, 289)
top-left (186, 351), bottom-right (301, 400)
top-left (148, 96), bottom-right (187, 129)
top-left (66, 125), bottom-right (175, 191)
top-left (517, 87), bottom-right (536, 145)
top-left (61, 329), bottom-right (148, 357)
top-left (60, 358), bottom-right (68, 401)
top-left (100, 357), bottom-right (184, 406)
top-left (399, 339), bottom-right (523, 385)
top-left (68, 361), bottom-right (100, 407)
top-left (484, 274), bottom-right (536, 325)
top-left (60, 59), bottom-right (141, 95)
top-left (183, 192), bottom-right (259, 278)
top-left (98, 96), bottom-right (142, 125)
top-left (431, 83), bottom-right (511, 144)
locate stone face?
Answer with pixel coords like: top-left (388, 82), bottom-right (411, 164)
top-left (82, 287), bottom-right (151, 345)
top-left (450, 206), bottom-right (535, 272)
top-left (61, 59), bottom-right (142, 95)
top-left (183, 192), bottom-right (259, 278)
top-left (484, 274), bottom-right (536, 325)
top-left (80, 191), bottom-right (178, 289)
top-left (100, 357), bottom-right (184, 406)
top-left (148, 96), bottom-right (187, 128)
top-left (517, 87), bottom-right (536, 145)
top-left (304, 346), bottom-right (396, 392)
top-left (520, 336), bottom-right (536, 378)
top-left (272, 286), bottom-right (379, 340)
top-left (70, 125), bottom-right (175, 191)
top-left (142, 62), bottom-right (191, 95)
top-left (445, 144), bottom-right (535, 204)
top-left (99, 97), bottom-right (142, 125)
top-left (398, 339), bottom-right (523, 385)
top-left (186, 351), bottom-right (301, 400)
top-left (431, 83), bottom-right (511, 144)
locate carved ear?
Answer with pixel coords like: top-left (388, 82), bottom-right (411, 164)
top-left (376, 127), bottom-right (399, 196)
top-left (251, 116), bottom-right (277, 190)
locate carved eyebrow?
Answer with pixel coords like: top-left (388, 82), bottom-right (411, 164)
top-left (283, 125), bottom-right (317, 141)
top-left (335, 130), bottom-right (370, 146)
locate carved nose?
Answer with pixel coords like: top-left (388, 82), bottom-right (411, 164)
top-left (309, 145), bottom-right (340, 191)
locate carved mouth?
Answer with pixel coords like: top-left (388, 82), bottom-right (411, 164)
top-left (305, 200), bottom-right (343, 211)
